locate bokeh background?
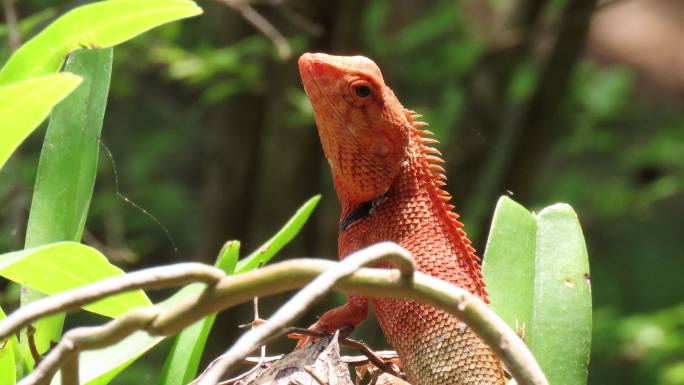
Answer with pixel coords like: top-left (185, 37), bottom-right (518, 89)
top-left (1, 0), bottom-right (684, 384)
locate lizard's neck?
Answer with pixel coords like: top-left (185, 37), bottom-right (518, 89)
top-left (336, 114), bottom-right (487, 298)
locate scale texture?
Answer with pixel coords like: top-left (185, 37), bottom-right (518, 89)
top-left (299, 52), bottom-right (505, 385)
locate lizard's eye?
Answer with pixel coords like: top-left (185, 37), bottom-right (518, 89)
top-left (347, 79), bottom-right (375, 106)
top-left (354, 84), bottom-right (372, 97)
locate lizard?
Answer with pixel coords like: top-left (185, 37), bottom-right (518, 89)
top-left (298, 52), bottom-right (505, 385)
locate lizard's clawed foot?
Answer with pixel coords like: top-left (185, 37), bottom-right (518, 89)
top-left (292, 298), bottom-right (368, 348)
top-left (289, 322), bottom-right (355, 349)
top-left (289, 321), bottom-right (327, 349)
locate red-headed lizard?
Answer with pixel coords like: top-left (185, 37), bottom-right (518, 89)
top-left (298, 52), bottom-right (505, 385)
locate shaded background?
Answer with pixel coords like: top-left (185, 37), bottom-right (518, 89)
top-left (1, 0), bottom-right (684, 384)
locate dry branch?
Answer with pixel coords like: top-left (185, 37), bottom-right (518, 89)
top-left (216, 0), bottom-right (291, 59)
top-left (1, 0), bottom-right (21, 52)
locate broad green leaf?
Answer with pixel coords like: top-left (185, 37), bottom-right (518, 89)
top-left (22, 48), bottom-right (113, 365)
top-left (483, 196), bottom-right (537, 332)
top-left (236, 195), bottom-right (321, 273)
top-left (26, 48), bottom-right (113, 248)
top-left (0, 242), bottom-right (151, 318)
top-left (528, 204), bottom-right (592, 385)
top-left (0, 305), bottom-right (17, 385)
top-left (158, 241), bottom-right (240, 385)
top-left (0, 0), bottom-right (203, 85)
top-left (0, 73), bottom-right (81, 170)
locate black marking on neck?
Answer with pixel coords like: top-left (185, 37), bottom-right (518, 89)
top-left (340, 192), bottom-right (388, 231)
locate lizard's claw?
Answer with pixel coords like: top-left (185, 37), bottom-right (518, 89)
top-left (289, 321), bottom-right (328, 348)
top-left (292, 299), bottom-right (368, 348)
top-left (292, 333), bottom-right (314, 349)
top-left (290, 321), bottom-right (357, 349)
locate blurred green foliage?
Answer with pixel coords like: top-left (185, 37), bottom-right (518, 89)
top-left (593, 305), bottom-right (684, 385)
top-left (1, 1), bottom-right (683, 385)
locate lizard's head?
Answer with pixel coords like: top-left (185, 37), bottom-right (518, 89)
top-left (299, 52), bottom-right (409, 206)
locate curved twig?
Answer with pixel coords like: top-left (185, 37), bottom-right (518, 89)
top-left (0, 263), bottom-right (225, 340)
top-left (4, 243), bottom-right (548, 385)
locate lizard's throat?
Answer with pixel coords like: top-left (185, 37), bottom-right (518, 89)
top-left (335, 157), bottom-right (419, 232)
top-left (331, 170), bottom-right (392, 210)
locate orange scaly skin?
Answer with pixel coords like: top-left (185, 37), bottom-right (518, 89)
top-left (298, 53), bottom-right (505, 385)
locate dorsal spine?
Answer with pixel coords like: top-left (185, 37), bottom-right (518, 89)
top-left (405, 109), bottom-right (488, 300)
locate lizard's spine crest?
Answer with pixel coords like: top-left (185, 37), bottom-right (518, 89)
top-left (406, 109), bottom-right (487, 299)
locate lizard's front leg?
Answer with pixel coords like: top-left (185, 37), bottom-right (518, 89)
top-left (296, 294), bottom-right (368, 348)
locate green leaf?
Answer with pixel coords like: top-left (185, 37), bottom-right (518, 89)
top-left (215, 240), bottom-right (240, 275)
top-left (0, 305), bottom-right (17, 385)
top-left (158, 241), bottom-right (240, 385)
top-left (0, 242), bottom-right (151, 318)
top-left (236, 195), bottom-right (321, 273)
top-left (59, 330), bottom-right (162, 385)
top-left (0, 0), bottom-right (203, 85)
top-left (528, 204), bottom-right (592, 385)
top-left (483, 196), bottom-right (537, 332)
top-left (25, 48), bottom-right (113, 248)
top-left (157, 316), bottom-right (213, 385)
top-left (0, 73), bottom-right (81, 171)
top-left (21, 48), bottom-right (113, 365)
top-left (483, 198), bottom-right (592, 385)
